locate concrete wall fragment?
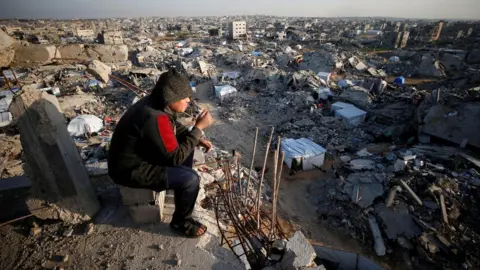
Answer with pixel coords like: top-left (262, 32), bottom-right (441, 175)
top-left (58, 44), bottom-right (129, 62)
top-left (12, 44), bottom-right (61, 66)
top-left (0, 29), bottom-right (16, 67)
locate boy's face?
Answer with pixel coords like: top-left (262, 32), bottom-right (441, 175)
top-left (168, 97), bottom-right (191, 113)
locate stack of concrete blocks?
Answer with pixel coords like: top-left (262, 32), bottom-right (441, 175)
top-left (119, 187), bottom-right (166, 224)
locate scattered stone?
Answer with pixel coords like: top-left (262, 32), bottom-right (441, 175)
top-left (349, 159), bottom-right (375, 170)
top-left (174, 253), bottom-right (182, 266)
top-left (368, 215), bottom-right (386, 256)
top-left (87, 60), bottom-right (112, 83)
top-left (375, 202), bottom-right (422, 240)
top-left (394, 159), bottom-right (407, 172)
top-left (281, 231), bottom-right (316, 270)
top-left (30, 226), bottom-right (42, 237)
top-left (85, 223), bottom-right (94, 235)
top-left (61, 227), bottom-right (73, 237)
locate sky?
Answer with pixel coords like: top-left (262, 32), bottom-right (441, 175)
top-left (2, 0), bottom-right (480, 20)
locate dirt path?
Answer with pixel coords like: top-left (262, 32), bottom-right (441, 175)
top-left (194, 81), bottom-right (265, 159)
top-left (194, 81), bottom-right (363, 253)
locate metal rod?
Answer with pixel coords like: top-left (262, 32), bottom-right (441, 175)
top-left (256, 126), bottom-right (274, 230)
top-left (272, 151), bottom-right (285, 239)
top-left (237, 155), bottom-right (242, 195)
top-left (246, 127), bottom-right (259, 204)
top-left (270, 138), bottom-right (280, 240)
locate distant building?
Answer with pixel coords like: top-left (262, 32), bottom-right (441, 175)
top-left (208, 28), bottom-right (222, 37)
top-left (188, 24), bottom-right (200, 32)
top-left (4, 26), bottom-right (22, 35)
top-left (228, 21), bottom-right (247, 40)
top-left (386, 31), bottom-right (409, 49)
top-left (430, 21), bottom-right (444, 41)
top-left (102, 30), bottom-right (123, 45)
top-left (319, 33), bottom-right (327, 43)
top-left (75, 28), bottom-right (94, 38)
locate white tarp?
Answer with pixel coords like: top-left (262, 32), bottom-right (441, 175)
top-left (67, 115), bottom-right (103, 136)
top-left (214, 84), bottom-right (237, 98)
top-left (281, 138), bottom-right (326, 170)
top-left (389, 56), bottom-right (400, 62)
top-left (0, 90), bottom-right (13, 112)
top-left (0, 112), bottom-right (12, 127)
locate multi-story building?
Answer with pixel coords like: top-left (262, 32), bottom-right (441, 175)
top-left (430, 21), bottom-right (444, 41)
top-left (75, 28), bottom-right (95, 38)
top-left (228, 21), bottom-right (247, 40)
top-left (102, 30), bottom-right (123, 45)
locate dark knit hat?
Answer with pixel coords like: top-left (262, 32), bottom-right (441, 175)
top-left (151, 69), bottom-right (193, 107)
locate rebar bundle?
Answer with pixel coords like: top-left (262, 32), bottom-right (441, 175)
top-left (213, 127), bottom-right (287, 269)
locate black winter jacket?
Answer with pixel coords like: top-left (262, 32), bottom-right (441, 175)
top-left (108, 74), bottom-right (202, 190)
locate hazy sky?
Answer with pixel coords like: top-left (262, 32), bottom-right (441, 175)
top-left (2, 0), bottom-right (479, 20)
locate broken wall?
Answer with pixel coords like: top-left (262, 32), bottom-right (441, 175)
top-left (12, 44), bottom-right (61, 66)
top-left (0, 29), bottom-right (16, 67)
top-left (58, 44), bottom-right (129, 62)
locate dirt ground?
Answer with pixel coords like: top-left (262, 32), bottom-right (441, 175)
top-left (193, 81), bottom-right (389, 266)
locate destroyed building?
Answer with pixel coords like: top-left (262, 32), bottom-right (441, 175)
top-left (1, 14), bottom-right (480, 270)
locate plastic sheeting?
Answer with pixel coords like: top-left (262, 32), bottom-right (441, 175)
top-left (393, 76), bottom-right (405, 85)
top-left (389, 56), bottom-right (400, 62)
top-left (68, 115), bottom-right (104, 137)
top-left (214, 84), bottom-right (237, 99)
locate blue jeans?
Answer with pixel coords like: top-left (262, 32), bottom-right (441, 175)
top-left (166, 153), bottom-right (200, 224)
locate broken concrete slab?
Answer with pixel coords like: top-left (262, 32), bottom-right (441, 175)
top-left (340, 86), bottom-right (372, 107)
top-left (87, 60), bottom-right (112, 83)
top-left (13, 44), bottom-right (61, 66)
top-left (417, 54), bottom-right (445, 77)
top-left (281, 231), bottom-right (316, 270)
top-left (421, 103), bottom-right (480, 148)
top-left (349, 159), bottom-right (375, 170)
top-left (9, 88), bottom-right (100, 224)
top-left (0, 29), bottom-right (16, 67)
top-left (58, 44), bottom-right (129, 62)
top-left (375, 202), bottom-right (422, 240)
top-left (368, 215), bottom-right (386, 256)
top-left (343, 172), bottom-right (385, 208)
top-left (466, 48), bottom-right (480, 64)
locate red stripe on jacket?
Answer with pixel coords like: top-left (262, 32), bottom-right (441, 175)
top-left (157, 115), bottom-right (178, 153)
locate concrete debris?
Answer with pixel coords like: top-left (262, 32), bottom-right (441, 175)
top-left (0, 29), bottom-right (16, 67)
top-left (281, 231), bottom-right (317, 270)
top-left (349, 159), bottom-right (375, 170)
top-left (85, 223), bottom-right (94, 235)
top-left (13, 43), bottom-right (61, 66)
top-left (58, 44), bottom-right (129, 62)
top-left (375, 202), bottom-right (422, 240)
top-left (368, 215), bottom-right (386, 256)
top-left (343, 172), bottom-right (385, 208)
top-left (87, 60), bottom-right (112, 83)
top-left (63, 228), bottom-right (74, 237)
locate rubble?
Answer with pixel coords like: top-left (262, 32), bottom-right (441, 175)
top-left (87, 60), bottom-right (112, 83)
top-left (12, 43), bottom-right (61, 66)
top-left (0, 29), bottom-right (16, 67)
top-left (58, 44), bottom-right (129, 62)
top-left (281, 231), bottom-right (316, 270)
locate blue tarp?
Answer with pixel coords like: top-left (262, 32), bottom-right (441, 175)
top-left (393, 76), bottom-right (405, 85)
top-left (251, 51), bottom-right (262, 57)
